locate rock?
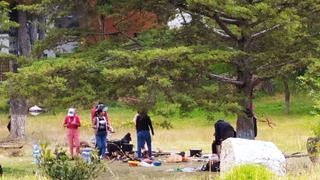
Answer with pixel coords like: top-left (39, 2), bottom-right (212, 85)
top-left (220, 138), bottom-right (286, 176)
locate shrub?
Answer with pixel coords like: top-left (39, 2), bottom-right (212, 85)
top-left (37, 143), bottom-right (105, 180)
top-left (311, 120), bottom-right (320, 138)
top-left (221, 164), bottom-right (274, 180)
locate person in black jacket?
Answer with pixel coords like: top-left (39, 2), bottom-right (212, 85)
top-left (135, 111), bottom-right (154, 159)
top-left (212, 120), bottom-right (236, 156)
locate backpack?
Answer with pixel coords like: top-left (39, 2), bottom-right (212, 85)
top-left (96, 116), bottom-right (107, 132)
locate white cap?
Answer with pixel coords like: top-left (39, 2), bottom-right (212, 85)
top-left (67, 108), bottom-right (76, 117)
top-left (103, 106), bottom-right (108, 112)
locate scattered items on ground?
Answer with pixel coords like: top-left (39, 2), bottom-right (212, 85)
top-left (166, 167), bottom-right (199, 172)
top-left (152, 161), bottom-right (161, 166)
top-left (165, 154), bottom-right (183, 163)
top-left (128, 161), bottom-right (139, 167)
top-left (81, 148), bottom-right (94, 163)
top-left (189, 149), bottom-right (202, 157)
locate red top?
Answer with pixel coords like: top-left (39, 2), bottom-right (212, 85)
top-left (64, 115), bottom-right (80, 129)
top-left (90, 107), bottom-right (110, 127)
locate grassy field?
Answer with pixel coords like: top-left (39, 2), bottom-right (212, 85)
top-left (0, 94), bottom-right (319, 179)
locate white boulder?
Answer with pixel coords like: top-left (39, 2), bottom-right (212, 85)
top-left (220, 138), bottom-right (286, 176)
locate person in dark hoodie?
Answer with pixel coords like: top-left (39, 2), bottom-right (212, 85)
top-left (212, 120), bottom-right (236, 156)
top-left (135, 111), bottom-right (154, 160)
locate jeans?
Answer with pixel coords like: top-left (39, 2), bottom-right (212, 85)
top-left (67, 128), bottom-right (79, 158)
top-left (137, 130), bottom-right (152, 158)
top-left (96, 131), bottom-right (107, 157)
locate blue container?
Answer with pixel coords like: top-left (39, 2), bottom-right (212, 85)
top-left (152, 161), bottom-right (161, 166)
top-left (81, 149), bottom-right (93, 163)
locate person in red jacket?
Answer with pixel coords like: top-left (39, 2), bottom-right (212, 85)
top-left (64, 108), bottom-right (80, 159)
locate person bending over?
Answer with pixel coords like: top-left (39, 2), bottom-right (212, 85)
top-left (212, 120), bottom-right (236, 157)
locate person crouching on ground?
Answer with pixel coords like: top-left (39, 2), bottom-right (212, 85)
top-left (212, 120), bottom-right (236, 157)
top-left (63, 108), bottom-right (80, 160)
top-left (135, 110), bottom-right (154, 160)
top-left (93, 108), bottom-right (108, 159)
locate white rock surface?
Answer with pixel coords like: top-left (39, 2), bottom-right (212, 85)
top-left (220, 138), bottom-right (286, 176)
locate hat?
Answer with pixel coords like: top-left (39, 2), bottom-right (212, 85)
top-left (67, 108), bottom-right (76, 117)
top-left (103, 106), bottom-right (108, 112)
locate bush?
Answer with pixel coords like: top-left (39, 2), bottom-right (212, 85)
top-left (37, 143), bottom-right (105, 180)
top-left (221, 164), bottom-right (274, 180)
top-left (311, 120), bottom-right (320, 138)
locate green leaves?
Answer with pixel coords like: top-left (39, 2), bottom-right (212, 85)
top-left (0, 1), bottom-right (19, 30)
top-left (2, 57), bottom-right (100, 108)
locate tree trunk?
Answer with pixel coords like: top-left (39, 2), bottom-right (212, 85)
top-left (236, 67), bottom-right (256, 139)
top-left (98, 15), bottom-right (105, 40)
top-left (9, 9), bottom-right (31, 139)
top-left (283, 77), bottom-right (290, 114)
top-left (38, 16), bottom-right (45, 40)
top-left (9, 98), bottom-right (28, 139)
top-left (18, 10), bottom-right (31, 56)
top-left (30, 17), bottom-right (38, 44)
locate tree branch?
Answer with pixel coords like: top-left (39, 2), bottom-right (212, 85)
top-left (210, 27), bottom-right (232, 39)
top-left (250, 24), bottom-right (281, 39)
top-left (213, 13), bottom-right (239, 41)
top-left (252, 76), bottom-right (274, 87)
top-left (208, 73), bottom-right (244, 86)
top-left (178, 8), bottom-right (188, 25)
top-left (219, 16), bottom-right (243, 26)
top-left (170, 2), bottom-right (241, 41)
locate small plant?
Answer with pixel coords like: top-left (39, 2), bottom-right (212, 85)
top-left (221, 164), bottom-right (274, 180)
top-left (37, 143), bottom-right (105, 180)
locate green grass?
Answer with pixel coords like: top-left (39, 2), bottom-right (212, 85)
top-left (220, 164), bottom-right (274, 180)
top-left (0, 94), bottom-right (319, 179)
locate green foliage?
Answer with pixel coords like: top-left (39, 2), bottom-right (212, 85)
top-left (0, 1), bottom-right (19, 30)
top-left (220, 165), bottom-right (274, 180)
top-left (38, 143), bottom-right (105, 180)
top-left (300, 59), bottom-right (320, 114)
top-left (101, 46), bottom-right (239, 113)
top-left (15, 3), bottom-right (44, 14)
top-left (1, 57), bottom-right (101, 109)
top-left (311, 120), bottom-right (320, 138)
